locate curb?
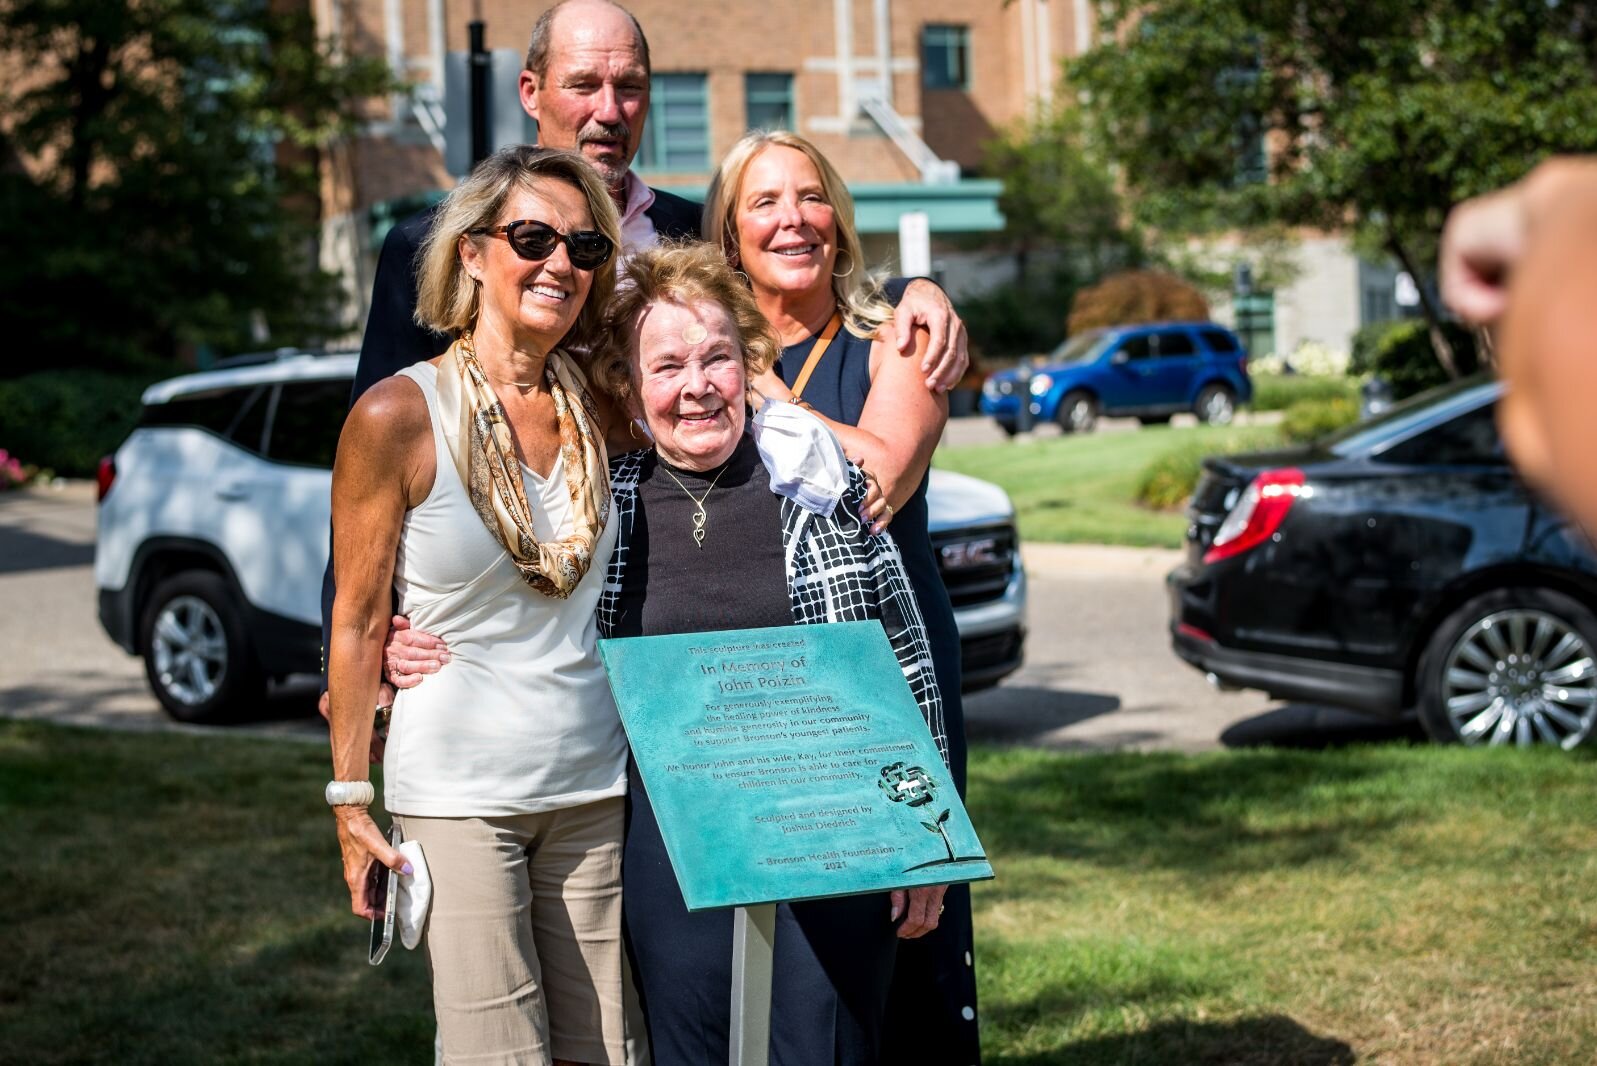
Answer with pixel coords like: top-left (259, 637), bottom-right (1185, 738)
top-left (1020, 541), bottom-right (1183, 579)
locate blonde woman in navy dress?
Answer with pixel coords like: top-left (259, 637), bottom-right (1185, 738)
top-left (705, 130), bottom-right (981, 1064)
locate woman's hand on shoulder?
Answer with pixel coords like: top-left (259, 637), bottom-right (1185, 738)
top-left (892, 280), bottom-right (969, 393)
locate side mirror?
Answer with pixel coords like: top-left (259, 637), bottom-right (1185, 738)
top-left (1110, 350), bottom-right (1130, 366)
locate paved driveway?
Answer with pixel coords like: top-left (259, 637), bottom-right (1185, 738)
top-left (0, 483), bottom-right (326, 741)
top-left (0, 483), bottom-right (1417, 750)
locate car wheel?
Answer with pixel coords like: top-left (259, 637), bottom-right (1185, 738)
top-left (1057, 391), bottom-right (1098, 434)
top-left (1195, 384), bottom-right (1237, 425)
top-left (139, 571), bottom-right (264, 723)
top-left (1417, 587), bottom-right (1597, 749)
top-left (1137, 414), bottom-right (1172, 426)
top-left (997, 421), bottom-right (1019, 438)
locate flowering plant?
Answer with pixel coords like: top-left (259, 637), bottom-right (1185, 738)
top-left (1285, 341), bottom-right (1352, 377)
top-left (1251, 342), bottom-right (1351, 378)
top-left (0, 449), bottom-right (36, 491)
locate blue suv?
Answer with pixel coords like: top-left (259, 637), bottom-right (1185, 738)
top-left (979, 322), bottom-right (1253, 434)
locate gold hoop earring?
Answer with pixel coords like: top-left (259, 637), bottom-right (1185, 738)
top-left (628, 420), bottom-right (644, 441)
top-left (832, 249), bottom-right (854, 280)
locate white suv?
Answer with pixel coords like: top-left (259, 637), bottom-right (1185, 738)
top-left (96, 353), bottom-right (1026, 722)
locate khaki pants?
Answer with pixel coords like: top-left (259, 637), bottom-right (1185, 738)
top-left (398, 798), bottom-right (626, 1065)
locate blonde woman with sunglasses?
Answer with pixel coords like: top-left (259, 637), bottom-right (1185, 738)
top-left (325, 145), bottom-right (628, 1066)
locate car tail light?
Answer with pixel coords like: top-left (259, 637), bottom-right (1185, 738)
top-left (1203, 468), bottom-right (1306, 565)
top-left (96, 456), bottom-right (116, 502)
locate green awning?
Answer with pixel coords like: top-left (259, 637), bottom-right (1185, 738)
top-left (850, 181), bottom-right (1005, 234)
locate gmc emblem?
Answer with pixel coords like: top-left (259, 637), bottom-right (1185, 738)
top-left (940, 538), bottom-right (999, 570)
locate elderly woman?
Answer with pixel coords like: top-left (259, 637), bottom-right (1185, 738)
top-left (591, 241), bottom-right (948, 1065)
top-left (704, 129), bottom-right (979, 1062)
top-left (325, 145), bottom-right (627, 1066)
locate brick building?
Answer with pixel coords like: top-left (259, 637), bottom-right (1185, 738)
top-left (311, 0), bottom-right (1091, 327)
top-left (311, 0), bottom-right (1397, 359)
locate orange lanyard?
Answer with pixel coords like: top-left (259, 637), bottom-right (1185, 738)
top-left (789, 312), bottom-right (843, 403)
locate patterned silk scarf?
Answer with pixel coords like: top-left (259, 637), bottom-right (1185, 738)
top-left (435, 334), bottom-right (610, 598)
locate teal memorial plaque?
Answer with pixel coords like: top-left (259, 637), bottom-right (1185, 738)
top-left (599, 621), bottom-right (993, 911)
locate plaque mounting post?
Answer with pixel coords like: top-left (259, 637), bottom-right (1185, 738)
top-left (729, 903), bottom-right (776, 1066)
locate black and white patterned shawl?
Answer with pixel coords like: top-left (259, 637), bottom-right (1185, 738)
top-left (598, 448), bottom-right (949, 768)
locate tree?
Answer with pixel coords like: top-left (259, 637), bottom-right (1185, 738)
top-left (985, 103), bottom-right (1134, 281)
top-left (0, 0), bottom-right (391, 375)
top-left (1070, 0), bottom-right (1597, 374)
top-left (962, 102), bottom-right (1144, 356)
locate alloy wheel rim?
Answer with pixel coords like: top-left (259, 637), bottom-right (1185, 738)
top-left (1068, 399), bottom-right (1093, 430)
top-left (1441, 608), bottom-right (1597, 749)
top-left (151, 595), bottom-right (227, 706)
top-left (1204, 391), bottom-right (1234, 424)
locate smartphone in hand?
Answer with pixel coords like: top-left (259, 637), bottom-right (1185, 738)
top-left (367, 824), bottom-right (402, 965)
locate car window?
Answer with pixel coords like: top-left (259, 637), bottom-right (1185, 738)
top-left (1199, 328), bottom-right (1239, 353)
top-left (139, 385), bottom-right (270, 456)
top-left (1119, 335), bottom-right (1154, 361)
top-left (265, 379), bottom-right (351, 469)
top-left (1327, 377), bottom-right (1497, 458)
top-left (1376, 401), bottom-right (1506, 467)
top-left (1048, 330), bottom-right (1110, 365)
top-left (1156, 332), bottom-right (1196, 357)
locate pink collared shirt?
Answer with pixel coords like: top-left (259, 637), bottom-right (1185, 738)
top-left (618, 171), bottom-right (659, 256)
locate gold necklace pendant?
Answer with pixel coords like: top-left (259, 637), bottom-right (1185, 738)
top-left (661, 459), bottom-right (730, 550)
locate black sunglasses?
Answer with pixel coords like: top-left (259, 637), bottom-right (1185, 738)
top-left (473, 219), bottom-right (615, 270)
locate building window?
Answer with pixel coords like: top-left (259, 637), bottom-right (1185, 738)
top-left (922, 25), bottom-right (970, 90)
top-left (638, 73), bottom-right (709, 172)
top-left (744, 73), bottom-right (794, 132)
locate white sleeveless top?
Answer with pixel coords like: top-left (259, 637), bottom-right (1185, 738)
top-left (383, 363), bottom-right (625, 816)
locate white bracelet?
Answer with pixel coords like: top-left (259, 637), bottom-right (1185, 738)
top-left (325, 780), bottom-right (375, 807)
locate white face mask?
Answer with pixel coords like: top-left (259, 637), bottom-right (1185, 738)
top-left (395, 839), bottom-right (432, 951)
top-left (750, 398), bottom-right (848, 515)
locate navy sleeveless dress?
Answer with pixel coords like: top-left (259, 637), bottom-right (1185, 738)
top-left (778, 323), bottom-right (982, 1064)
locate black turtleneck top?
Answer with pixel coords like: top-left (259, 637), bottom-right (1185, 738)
top-left (610, 434), bottom-right (793, 639)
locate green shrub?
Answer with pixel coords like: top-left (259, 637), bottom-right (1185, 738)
top-left (1349, 320), bottom-right (1392, 376)
top-left (0, 370), bottom-right (158, 477)
top-left (1280, 397), bottom-right (1360, 443)
top-left (1354, 319), bottom-right (1480, 399)
top-left (1249, 373), bottom-right (1360, 412)
top-left (1133, 427), bottom-right (1282, 510)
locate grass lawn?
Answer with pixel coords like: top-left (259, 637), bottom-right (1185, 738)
top-left (6, 721), bottom-right (1596, 1064)
top-left (935, 424), bottom-right (1281, 548)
